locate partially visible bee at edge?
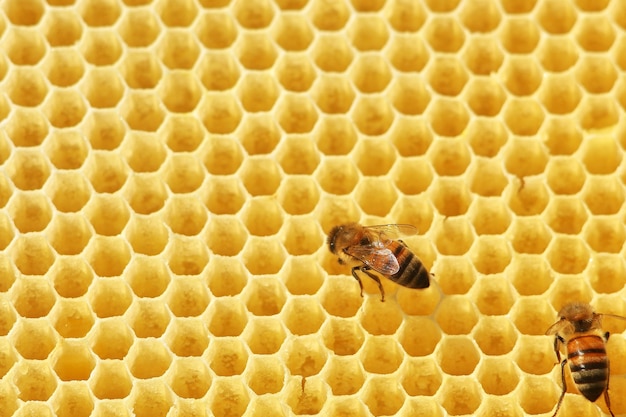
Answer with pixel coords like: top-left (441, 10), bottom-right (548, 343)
top-left (546, 302), bottom-right (626, 417)
top-left (326, 223), bottom-right (430, 302)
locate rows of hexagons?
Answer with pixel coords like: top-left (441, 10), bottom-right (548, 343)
top-left (3, 0), bottom-right (626, 417)
top-left (2, 185), bottom-right (626, 299)
top-left (2, 130), bottom-right (623, 210)
top-left (0, 292), bottom-right (565, 417)
top-left (3, 0), bottom-right (619, 31)
top-left (5, 272), bottom-right (608, 350)
top-left (0, 80), bottom-right (617, 141)
top-left (3, 5), bottom-right (626, 135)
top-left (1, 211), bottom-right (624, 285)
top-left (2, 241), bottom-right (587, 336)
top-left (4, 71), bottom-right (619, 136)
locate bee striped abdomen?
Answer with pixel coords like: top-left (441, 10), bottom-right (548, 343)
top-left (389, 243), bottom-right (430, 289)
top-left (567, 335), bottom-right (609, 402)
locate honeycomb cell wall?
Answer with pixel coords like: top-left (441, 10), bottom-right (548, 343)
top-left (0, 1), bottom-right (626, 417)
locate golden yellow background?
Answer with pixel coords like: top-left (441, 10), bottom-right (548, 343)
top-left (1, 0), bottom-right (626, 416)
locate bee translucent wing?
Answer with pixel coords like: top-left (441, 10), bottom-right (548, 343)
top-left (600, 313), bottom-right (626, 322)
top-left (599, 313), bottom-right (626, 332)
top-left (345, 246), bottom-right (400, 275)
top-left (545, 319), bottom-right (566, 336)
top-left (363, 224), bottom-right (418, 243)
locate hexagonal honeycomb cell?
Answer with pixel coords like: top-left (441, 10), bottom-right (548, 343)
top-left (3, 2), bottom-right (626, 417)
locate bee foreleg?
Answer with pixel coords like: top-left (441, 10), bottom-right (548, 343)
top-left (359, 266), bottom-right (385, 302)
top-left (553, 336), bottom-right (564, 365)
top-left (350, 266), bottom-right (365, 298)
top-left (552, 358), bottom-right (568, 417)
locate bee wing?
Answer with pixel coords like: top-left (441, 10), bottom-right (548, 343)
top-left (600, 313), bottom-right (626, 322)
top-left (345, 245), bottom-right (400, 275)
top-left (545, 319), bottom-right (566, 336)
top-left (364, 224), bottom-right (418, 244)
top-left (599, 313), bottom-right (626, 332)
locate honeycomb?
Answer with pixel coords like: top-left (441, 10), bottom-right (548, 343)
top-left (1, 0), bottom-right (626, 416)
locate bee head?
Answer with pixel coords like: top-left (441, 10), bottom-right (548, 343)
top-left (327, 225), bottom-right (342, 254)
top-left (558, 302), bottom-right (596, 332)
top-left (559, 302), bottom-right (594, 321)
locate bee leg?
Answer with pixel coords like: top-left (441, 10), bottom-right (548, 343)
top-left (605, 387), bottom-right (614, 417)
top-left (605, 358), bottom-right (615, 417)
top-left (350, 266), bottom-right (365, 298)
top-left (550, 335), bottom-right (566, 417)
top-left (603, 328), bottom-right (615, 416)
top-left (552, 358), bottom-right (568, 417)
top-left (553, 336), bottom-right (564, 365)
top-left (359, 266), bottom-right (385, 302)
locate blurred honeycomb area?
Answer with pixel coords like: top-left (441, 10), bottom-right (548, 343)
top-left (4, 0), bottom-right (626, 416)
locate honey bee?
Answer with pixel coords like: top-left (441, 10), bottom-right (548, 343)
top-left (546, 302), bottom-right (626, 417)
top-left (326, 223), bottom-right (430, 301)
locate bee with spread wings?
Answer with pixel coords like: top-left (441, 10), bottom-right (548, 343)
top-left (327, 223), bottom-right (430, 301)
